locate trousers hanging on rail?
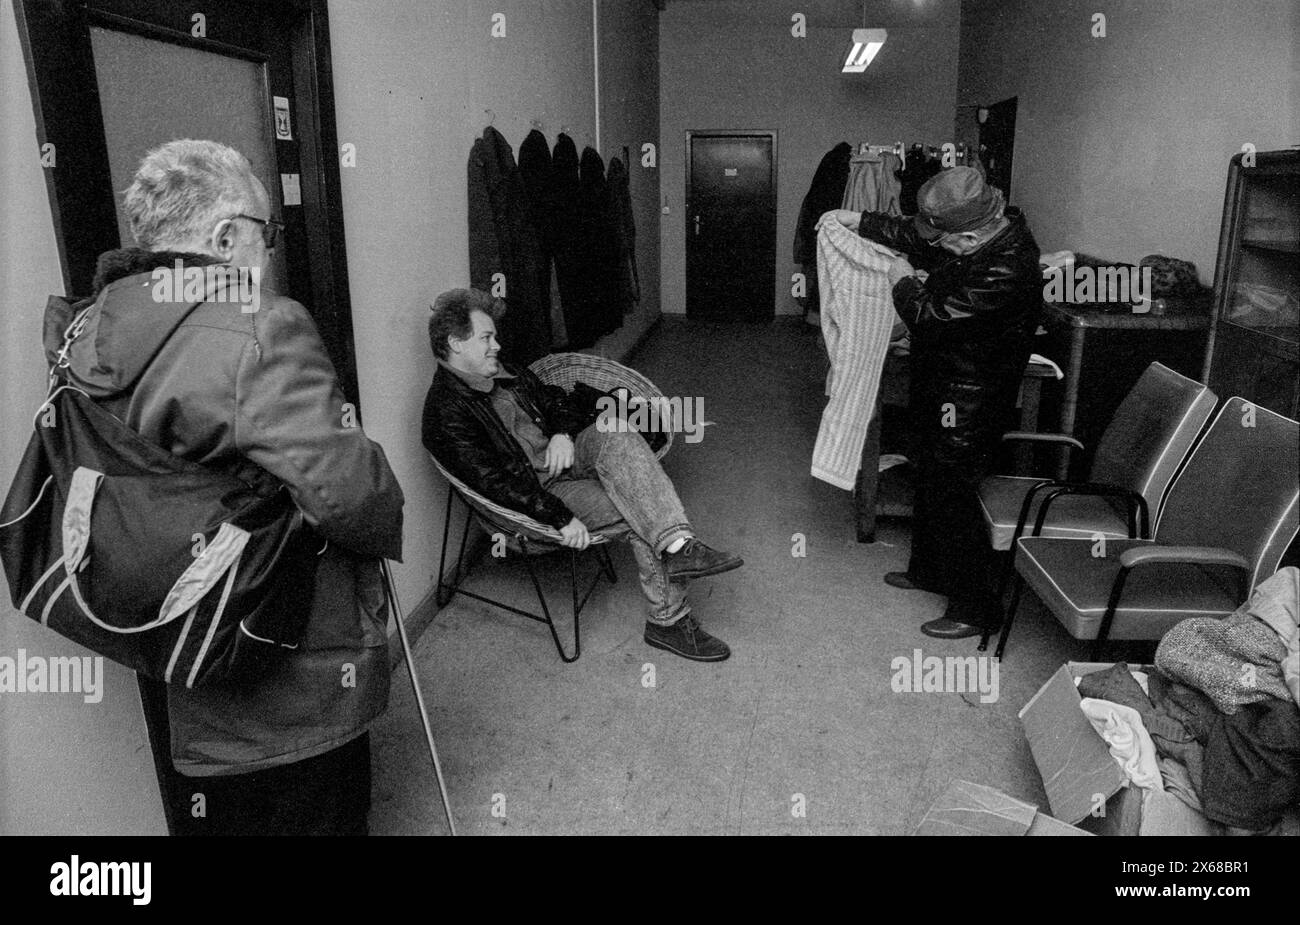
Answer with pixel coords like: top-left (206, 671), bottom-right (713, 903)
top-left (840, 150), bottom-right (902, 215)
top-left (811, 215), bottom-right (901, 490)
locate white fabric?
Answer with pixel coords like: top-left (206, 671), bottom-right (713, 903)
top-left (61, 466), bottom-right (103, 574)
top-left (811, 215), bottom-right (901, 490)
top-left (1028, 353), bottom-right (1064, 380)
top-left (1039, 250), bottom-right (1075, 270)
top-left (158, 521), bottom-right (250, 627)
top-left (1079, 697), bottom-right (1165, 792)
top-left (1245, 567), bottom-right (1300, 708)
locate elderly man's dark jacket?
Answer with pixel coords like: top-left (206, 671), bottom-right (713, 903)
top-left (858, 207), bottom-right (1042, 375)
top-left (422, 362), bottom-right (591, 529)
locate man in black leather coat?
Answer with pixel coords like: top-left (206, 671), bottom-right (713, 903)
top-left (422, 289), bottom-right (742, 661)
top-left (836, 167), bottom-right (1042, 638)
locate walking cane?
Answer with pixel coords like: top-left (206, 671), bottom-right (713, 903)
top-left (381, 559), bottom-right (457, 836)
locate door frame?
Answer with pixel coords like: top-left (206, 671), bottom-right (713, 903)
top-left (14, 0), bottom-right (360, 402)
top-left (684, 129), bottom-right (778, 320)
top-left (977, 95), bottom-right (1017, 201)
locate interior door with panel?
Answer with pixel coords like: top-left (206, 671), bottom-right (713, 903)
top-left (685, 131), bottom-right (776, 321)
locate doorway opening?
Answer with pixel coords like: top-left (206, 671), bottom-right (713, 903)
top-left (685, 130), bottom-right (777, 321)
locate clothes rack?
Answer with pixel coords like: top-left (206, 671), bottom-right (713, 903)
top-left (857, 141), bottom-right (971, 170)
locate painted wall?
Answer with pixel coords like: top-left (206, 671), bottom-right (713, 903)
top-left (327, 0), bottom-right (662, 618)
top-left (658, 0), bottom-right (963, 315)
top-left (0, 0), bottom-right (166, 835)
top-left (956, 0), bottom-right (1300, 279)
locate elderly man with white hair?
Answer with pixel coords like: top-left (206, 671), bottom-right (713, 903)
top-left (43, 139), bottom-right (404, 835)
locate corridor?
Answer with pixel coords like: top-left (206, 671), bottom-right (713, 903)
top-left (371, 318), bottom-right (1094, 835)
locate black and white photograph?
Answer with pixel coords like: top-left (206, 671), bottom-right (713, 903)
top-left (0, 0), bottom-right (1297, 894)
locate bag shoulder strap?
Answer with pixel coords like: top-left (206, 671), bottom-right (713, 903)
top-left (46, 303), bottom-right (95, 395)
top-left (41, 301), bottom-right (279, 494)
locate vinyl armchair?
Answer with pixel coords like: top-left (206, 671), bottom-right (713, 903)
top-left (976, 363), bottom-right (1217, 652)
top-left (996, 397), bottom-right (1299, 660)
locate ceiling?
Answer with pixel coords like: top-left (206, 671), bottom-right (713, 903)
top-left (658, 0), bottom-right (957, 29)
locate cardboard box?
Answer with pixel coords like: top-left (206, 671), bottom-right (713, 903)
top-left (1020, 662), bottom-right (1229, 836)
top-left (912, 779), bottom-right (1091, 836)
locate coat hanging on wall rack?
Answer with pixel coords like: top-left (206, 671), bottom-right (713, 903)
top-left (606, 154), bottom-right (640, 314)
top-left (519, 125), bottom-right (567, 348)
top-left (550, 132), bottom-right (586, 347)
top-left (792, 141), bottom-right (853, 319)
top-left (466, 125), bottom-right (552, 364)
top-left (574, 145), bottom-right (620, 343)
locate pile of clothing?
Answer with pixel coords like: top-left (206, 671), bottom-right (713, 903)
top-left (1075, 567), bottom-right (1300, 834)
top-left (469, 127), bottom-right (639, 365)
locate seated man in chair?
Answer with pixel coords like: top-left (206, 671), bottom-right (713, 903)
top-left (422, 288), bottom-right (742, 662)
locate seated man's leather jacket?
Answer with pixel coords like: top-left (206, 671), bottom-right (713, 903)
top-left (857, 206), bottom-right (1043, 380)
top-left (422, 362), bottom-right (592, 529)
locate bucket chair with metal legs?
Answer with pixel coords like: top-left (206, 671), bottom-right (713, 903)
top-left (430, 457), bottom-right (618, 663)
top-left (431, 352), bottom-right (674, 663)
top-left (976, 363), bottom-right (1217, 652)
top-left (995, 397), bottom-right (1299, 660)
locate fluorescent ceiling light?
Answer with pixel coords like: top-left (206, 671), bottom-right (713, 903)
top-left (843, 28), bottom-right (887, 73)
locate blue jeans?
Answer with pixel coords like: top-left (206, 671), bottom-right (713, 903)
top-left (544, 426), bottom-right (692, 625)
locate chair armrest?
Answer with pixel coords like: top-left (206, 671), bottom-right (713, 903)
top-left (1000, 431), bottom-right (1085, 451)
top-left (1118, 545), bottom-right (1250, 572)
top-left (1090, 544), bottom-right (1251, 657)
top-left (1009, 478), bottom-right (1069, 549)
top-left (1032, 482), bottom-right (1151, 540)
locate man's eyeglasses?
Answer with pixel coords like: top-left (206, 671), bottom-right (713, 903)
top-left (231, 214), bottom-right (286, 249)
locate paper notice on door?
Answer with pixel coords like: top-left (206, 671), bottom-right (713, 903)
top-left (273, 96), bottom-right (292, 140)
top-left (724, 168), bottom-right (738, 176)
top-left (281, 173), bottom-right (301, 206)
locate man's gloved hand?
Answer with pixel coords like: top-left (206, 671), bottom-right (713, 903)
top-left (559, 516), bottom-right (591, 550)
top-left (545, 433), bottom-right (575, 478)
